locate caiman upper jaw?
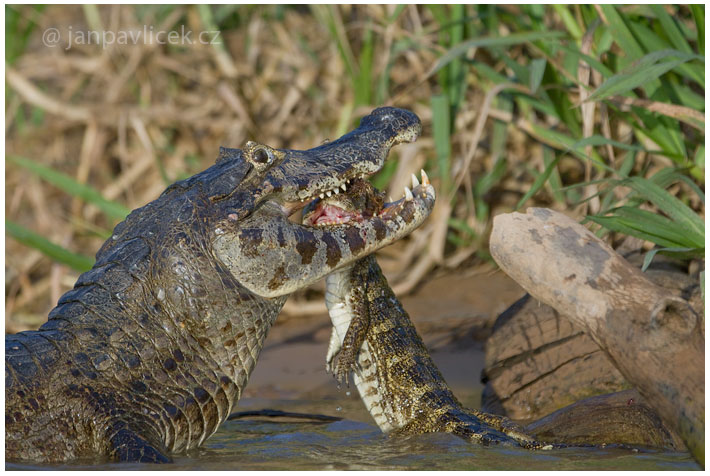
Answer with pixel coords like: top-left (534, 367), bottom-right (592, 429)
top-left (265, 107), bottom-right (422, 208)
top-left (201, 108), bottom-right (422, 224)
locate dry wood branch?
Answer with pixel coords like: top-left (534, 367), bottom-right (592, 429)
top-left (578, 20), bottom-right (599, 216)
top-left (490, 208), bottom-right (704, 465)
top-left (217, 81), bottom-right (257, 134)
top-left (6, 66), bottom-right (92, 122)
top-left (604, 95), bottom-right (705, 131)
top-left (281, 299), bottom-right (327, 317)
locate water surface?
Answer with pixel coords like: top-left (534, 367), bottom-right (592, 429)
top-left (7, 397), bottom-right (699, 471)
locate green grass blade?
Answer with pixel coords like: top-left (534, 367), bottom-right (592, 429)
top-left (558, 45), bottom-right (614, 78)
top-left (690, 5), bottom-right (704, 55)
top-left (632, 110), bottom-right (687, 161)
top-left (5, 5), bottom-right (46, 65)
top-left (387, 4), bottom-right (407, 23)
top-left (82, 4), bottom-right (104, 32)
top-left (551, 5), bottom-right (582, 40)
top-left (571, 135), bottom-right (646, 153)
top-left (500, 54), bottom-right (529, 85)
top-left (599, 5), bottom-right (644, 63)
top-left (626, 176), bottom-right (705, 243)
top-left (649, 5), bottom-right (693, 54)
top-left (528, 58), bottom-right (546, 94)
top-left (650, 167), bottom-right (705, 204)
top-left (432, 31), bottom-right (566, 76)
top-left (8, 155), bottom-right (130, 220)
top-left (514, 94), bottom-right (560, 121)
top-left (447, 4), bottom-right (466, 111)
top-left (516, 154), bottom-right (561, 210)
top-left (642, 247), bottom-right (700, 271)
top-left (431, 95), bottom-right (452, 196)
top-left (586, 215), bottom-right (685, 249)
top-left (196, 5), bottom-right (237, 76)
top-left (542, 146), bottom-right (565, 203)
top-left (612, 206), bottom-right (700, 247)
top-left (370, 159), bottom-right (398, 191)
top-left (585, 50), bottom-right (703, 103)
top-left (529, 123), bottom-right (608, 170)
top-left (309, 6), bottom-right (357, 81)
top-left (354, 23), bottom-right (374, 106)
top-left (475, 156), bottom-right (507, 201)
top-left (447, 217), bottom-right (477, 239)
top-left (6, 220), bottom-right (95, 272)
top-left (627, 21), bottom-right (704, 86)
top-left (692, 144), bottom-right (705, 183)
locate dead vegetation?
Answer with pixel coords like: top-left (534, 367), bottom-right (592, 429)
top-left (5, 5), bottom-right (704, 332)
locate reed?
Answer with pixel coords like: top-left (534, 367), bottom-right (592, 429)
top-left (5, 5), bottom-right (703, 329)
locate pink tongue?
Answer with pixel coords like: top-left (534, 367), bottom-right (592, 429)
top-left (314, 204), bottom-right (352, 225)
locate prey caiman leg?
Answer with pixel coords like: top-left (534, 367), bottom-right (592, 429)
top-left (326, 276), bottom-right (370, 385)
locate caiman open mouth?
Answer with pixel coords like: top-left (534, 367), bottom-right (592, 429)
top-left (302, 170), bottom-right (434, 228)
top-left (217, 167), bottom-right (435, 299)
top-left (280, 178), bottom-right (361, 218)
top-left (304, 198), bottom-right (363, 227)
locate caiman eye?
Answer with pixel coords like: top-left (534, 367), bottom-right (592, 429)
top-left (253, 147), bottom-right (272, 164)
top-left (244, 141), bottom-right (278, 170)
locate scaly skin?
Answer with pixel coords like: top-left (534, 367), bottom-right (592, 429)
top-left (6, 107), bottom-right (430, 463)
top-left (316, 177), bottom-right (548, 449)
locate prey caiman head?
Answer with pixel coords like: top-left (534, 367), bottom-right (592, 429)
top-left (207, 107), bottom-right (435, 298)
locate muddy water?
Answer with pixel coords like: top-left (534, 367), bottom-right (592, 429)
top-left (6, 270), bottom-right (700, 470)
top-left (7, 400), bottom-right (699, 471)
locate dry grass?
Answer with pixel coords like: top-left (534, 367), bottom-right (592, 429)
top-left (5, 5), bottom-right (703, 332)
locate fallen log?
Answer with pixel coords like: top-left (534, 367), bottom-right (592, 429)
top-left (489, 208), bottom-right (704, 465)
top-left (524, 389), bottom-right (685, 450)
top-left (481, 293), bottom-right (629, 421)
top-left (482, 249), bottom-right (702, 423)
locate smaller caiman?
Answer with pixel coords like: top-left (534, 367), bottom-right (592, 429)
top-left (305, 177), bottom-right (549, 449)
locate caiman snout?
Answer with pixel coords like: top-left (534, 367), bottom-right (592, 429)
top-left (358, 106), bottom-right (422, 145)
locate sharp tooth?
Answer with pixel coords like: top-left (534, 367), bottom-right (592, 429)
top-left (404, 186), bottom-right (413, 201)
top-left (411, 173), bottom-right (419, 188)
top-left (421, 169), bottom-right (429, 186)
top-left (341, 184), bottom-right (347, 191)
top-left (388, 196), bottom-right (393, 203)
top-left (334, 188), bottom-right (340, 195)
top-left (320, 193), bottom-right (325, 199)
top-left (326, 190), bottom-right (332, 197)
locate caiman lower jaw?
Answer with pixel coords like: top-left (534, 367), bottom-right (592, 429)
top-left (213, 170), bottom-right (435, 299)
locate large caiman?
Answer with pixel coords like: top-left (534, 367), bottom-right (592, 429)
top-left (5, 107), bottom-right (435, 464)
top-left (305, 177), bottom-right (549, 449)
